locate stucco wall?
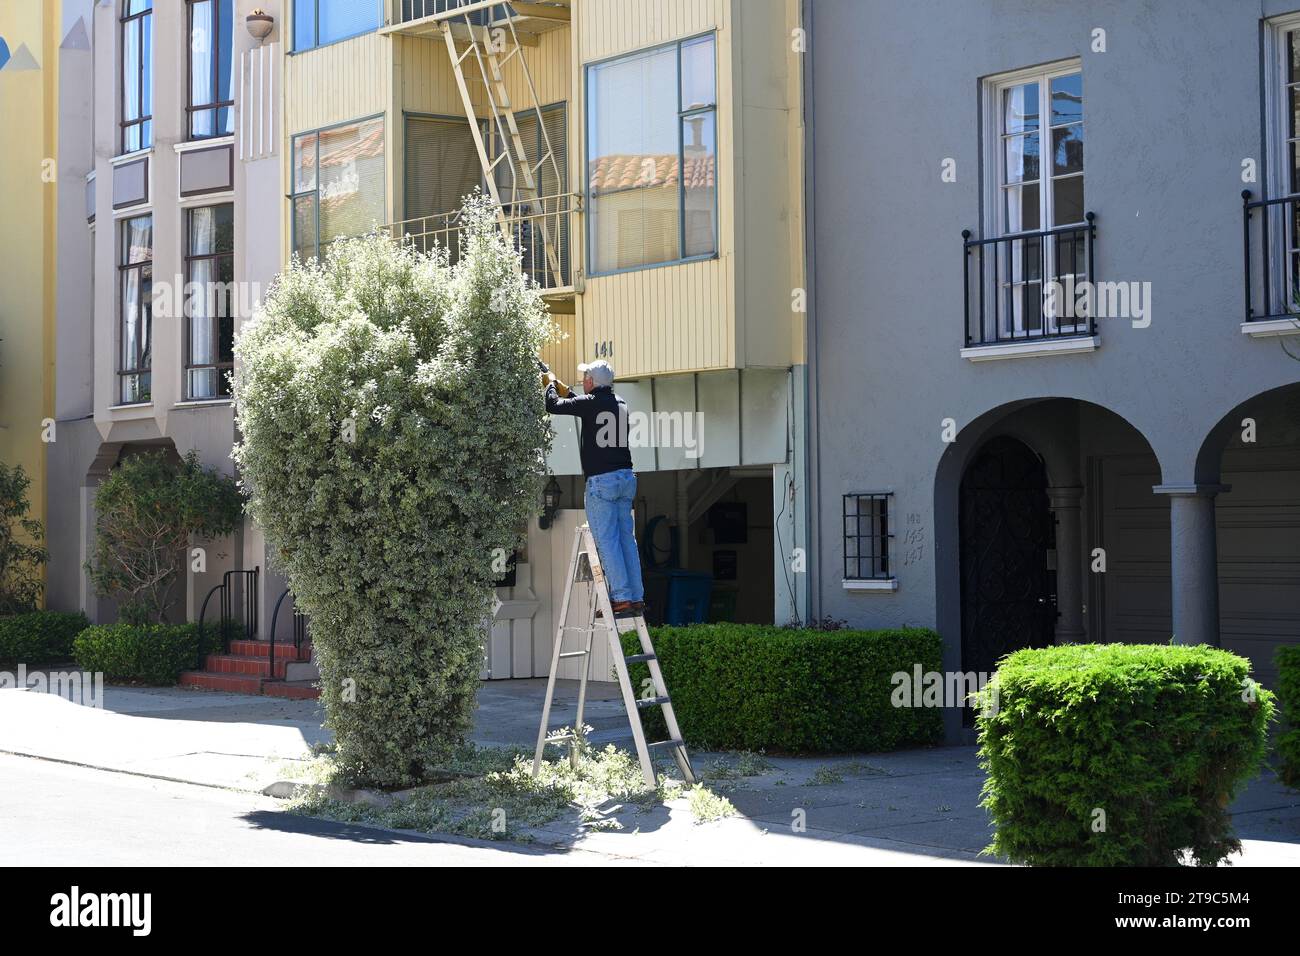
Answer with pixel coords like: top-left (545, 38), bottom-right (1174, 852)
top-left (806, 1), bottom-right (1300, 698)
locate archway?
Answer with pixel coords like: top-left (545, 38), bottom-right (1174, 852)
top-left (1195, 382), bottom-right (1300, 690)
top-left (933, 397), bottom-right (1165, 740)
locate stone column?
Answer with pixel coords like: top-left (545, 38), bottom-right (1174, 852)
top-left (1153, 483), bottom-right (1229, 646)
top-left (1048, 486), bottom-right (1086, 643)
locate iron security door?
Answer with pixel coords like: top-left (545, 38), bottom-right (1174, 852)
top-left (959, 436), bottom-right (1056, 684)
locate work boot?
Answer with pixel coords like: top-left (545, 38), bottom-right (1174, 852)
top-left (611, 600), bottom-right (637, 617)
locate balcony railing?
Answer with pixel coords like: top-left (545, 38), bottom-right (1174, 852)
top-left (395, 0), bottom-right (512, 26)
top-left (384, 191), bottom-right (579, 294)
top-left (1241, 190), bottom-right (1300, 324)
top-left (962, 213), bottom-right (1097, 347)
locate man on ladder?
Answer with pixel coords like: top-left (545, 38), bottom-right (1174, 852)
top-left (534, 359), bottom-right (694, 787)
top-left (541, 359), bottom-right (644, 618)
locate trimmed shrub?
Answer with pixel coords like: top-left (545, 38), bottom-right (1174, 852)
top-left (72, 623), bottom-right (224, 685)
top-left (978, 643), bottom-right (1274, 867)
top-left (1276, 645), bottom-right (1300, 790)
top-left (0, 611), bottom-right (90, 664)
top-left (233, 199), bottom-right (556, 787)
top-left (621, 624), bottom-right (944, 752)
top-left (87, 450), bottom-right (243, 624)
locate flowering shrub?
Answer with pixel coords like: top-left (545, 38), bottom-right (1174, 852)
top-left (233, 199), bottom-right (555, 787)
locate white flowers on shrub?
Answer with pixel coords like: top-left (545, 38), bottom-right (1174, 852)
top-left (233, 198), bottom-right (556, 787)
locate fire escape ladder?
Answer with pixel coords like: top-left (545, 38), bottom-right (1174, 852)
top-left (440, 5), bottom-right (564, 280)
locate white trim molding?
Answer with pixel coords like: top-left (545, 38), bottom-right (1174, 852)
top-left (842, 578), bottom-right (899, 592)
top-left (960, 335), bottom-right (1099, 361)
top-left (1241, 317), bottom-right (1300, 337)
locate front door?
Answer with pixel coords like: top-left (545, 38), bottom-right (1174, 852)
top-left (959, 436), bottom-right (1056, 693)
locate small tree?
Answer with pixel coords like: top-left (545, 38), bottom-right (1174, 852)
top-left (233, 198), bottom-right (556, 787)
top-left (0, 462), bottom-right (48, 615)
top-left (88, 450), bottom-right (243, 624)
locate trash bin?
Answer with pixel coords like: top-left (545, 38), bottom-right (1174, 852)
top-left (662, 570), bottom-right (712, 625)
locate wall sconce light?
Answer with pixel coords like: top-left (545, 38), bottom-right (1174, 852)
top-left (246, 9), bottom-right (275, 43)
top-left (539, 476), bottom-right (563, 530)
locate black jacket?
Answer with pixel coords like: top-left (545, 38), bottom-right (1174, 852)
top-left (546, 383), bottom-right (634, 479)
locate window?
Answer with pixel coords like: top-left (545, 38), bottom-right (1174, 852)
top-left (1262, 18), bottom-right (1300, 310)
top-left (120, 0), bottom-right (153, 153)
top-left (586, 34), bottom-right (717, 275)
top-left (985, 63), bottom-right (1085, 337)
top-left (997, 69), bottom-right (1084, 234)
top-left (118, 216), bottom-right (153, 404)
top-left (185, 205), bottom-right (235, 399)
top-left (294, 0), bottom-right (380, 52)
top-left (188, 0), bottom-right (234, 139)
top-left (291, 116), bottom-right (386, 261)
top-left (843, 493), bottom-right (893, 580)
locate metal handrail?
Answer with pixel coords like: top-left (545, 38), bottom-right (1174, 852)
top-left (196, 567), bottom-right (259, 669)
top-left (267, 589), bottom-right (309, 682)
top-left (383, 191), bottom-right (580, 292)
top-left (962, 212), bottom-right (1097, 348)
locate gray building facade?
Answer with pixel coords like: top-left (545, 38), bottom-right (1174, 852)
top-left (805, 0), bottom-right (1300, 740)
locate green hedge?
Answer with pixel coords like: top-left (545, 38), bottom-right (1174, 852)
top-left (619, 624), bottom-right (943, 752)
top-left (0, 611), bottom-right (90, 664)
top-left (72, 623), bottom-right (224, 685)
top-left (978, 643), bottom-right (1274, 867)
top-left (1277, 645), bottom-right (1300, 790)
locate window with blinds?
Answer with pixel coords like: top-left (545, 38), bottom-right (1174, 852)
top-left (403, 115), bottom-right (484, 259)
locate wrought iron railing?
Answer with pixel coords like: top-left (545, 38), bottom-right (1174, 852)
top-left (962, 213), bottom-right (1096, 347)
top-left (384, 191), bottom-right (578, 293)
top-left (1241, 190), bottom-right (1300, 323)
top-left (267, 589), bottom-right (309, 682)
top-left (196, 567), bottom-right (259, 668)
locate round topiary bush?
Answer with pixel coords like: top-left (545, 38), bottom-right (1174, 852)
top-left (233, 199), bottom-right (555, 788)
top-left (977, 643), bottom-right (1274, 866)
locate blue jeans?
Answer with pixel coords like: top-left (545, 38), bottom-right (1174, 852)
top-left (584, 469), bottom-right (644, 604)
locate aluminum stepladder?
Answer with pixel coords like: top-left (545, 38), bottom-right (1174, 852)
top-left (531, 523), bottom-right (696, 787)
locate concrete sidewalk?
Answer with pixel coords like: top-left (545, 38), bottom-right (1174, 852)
top-left (2, 677), bottom-right (1297, 866)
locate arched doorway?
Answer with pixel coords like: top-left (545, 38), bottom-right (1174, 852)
top-left (959, 436), bottom-right (1056, 682)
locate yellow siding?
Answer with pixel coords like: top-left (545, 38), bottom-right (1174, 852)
top-left (396, 34), bottom-right (477, 116)
top-left (577, 0), bottom-right (722, 61)
top-left (541, 310), bottom-right (578, 381)
top-left (284, 32), bottom-right (392, 134)
top-left (573, 0), bottom-right (738, 378)
top-left (501, 27), bottom-right (572, 109)
top-left (277, 0), bottom-right (803, 379)
top-left (0, 0), bottom-right (56, 557)
top-left (734, 0), bottom-right (802, 369)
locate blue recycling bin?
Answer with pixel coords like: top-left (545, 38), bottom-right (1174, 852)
top-left (662, 570), bottom-right (713, 625)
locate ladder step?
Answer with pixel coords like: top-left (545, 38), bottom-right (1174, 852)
top-left (636, 696), bottom-right (670, 709)
top-left (624, 653), bottom-right (656, 664)
top-left (558, 650), bottom-right (588, 660)
top-left (647, 739), bottom-right (685, 750)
